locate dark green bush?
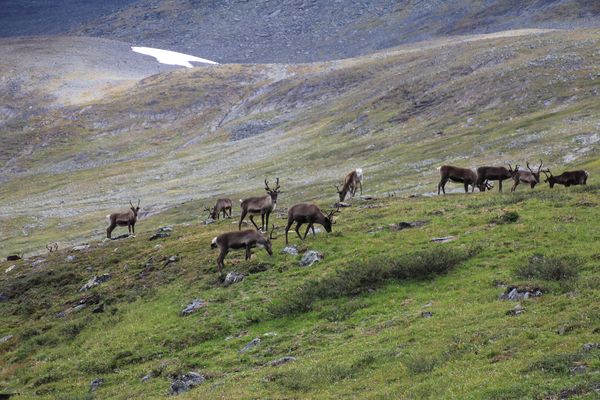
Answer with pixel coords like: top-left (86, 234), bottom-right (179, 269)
top-left (491, 211), bottom-right (519, 224)
top-left (515, 254), bottom-right (581, 281)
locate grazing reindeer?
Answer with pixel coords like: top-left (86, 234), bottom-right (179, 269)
top-left (285, 204), bottom-right (339, 244)
top-left (46, 243), bottom-right (58, 253)
top-left (211, 225), bottom-right (276, 269)
top-left (336, 168), bottom-right (364, 201)
top-left (476, 165), bottom-right (516, 192)
top-left (106, 200), bottom-right (140, 239)
top-left (543, 169), bottom-right (589, 188)
top-left (511, 160), bottom-right (543, 192)
top-left (239, 178), bottom-right (281, 231)
top-left (205, 198), bottom-right (233, 220)
top-left (437, 165), bottom-right (483, 194)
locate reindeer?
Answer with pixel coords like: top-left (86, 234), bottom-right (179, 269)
top-left (284, 204), bottom-right (339, 245)
top-left (211, 225), bottom-right (276, 269)
top-left (205, 198), bottom-right (233, 220)
top-left (437, 165), bottom-right (485, 194)
top-left (336, 168), bottom-right (364, 201)
top-left (106, 200), bottom-right (140, 239)
top-left (239, 178), bottom-right (280, 231)
top-left (46, 243), bottom-right (58, 253)
top-left (476, 165), bottom-right (517, 192)
top-left (511, 160), bottom-right (543, 192)
top-left (543, 169), bottom-right (589, 188)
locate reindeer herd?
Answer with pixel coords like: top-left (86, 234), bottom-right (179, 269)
top-left (439, 160), bottom-right (588, 194)
top-left (96, 163), bottom-right (586, 270)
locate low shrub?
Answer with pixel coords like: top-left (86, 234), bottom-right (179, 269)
top-left (515, 254), bottom-right (581, 282)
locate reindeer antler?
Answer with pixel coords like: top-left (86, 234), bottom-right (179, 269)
top-left (137, 199), bottom-right (141, 207)
top-left (269, 224), bottom-right (277, 240)
top-left (274, 177), bottom-right (280, 191)
top-left (264, 179), bottom-right (270, 191)
top-left (129, 200), bottom-right (135, 208)
top-left (537, 159), bottom-right (543, 173)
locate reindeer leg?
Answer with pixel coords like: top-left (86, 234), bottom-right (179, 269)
top-left (359, 181), bottom-right (363, 195)
top-left (131, 223), bottom-right (135, 235)
top-left (249, 215), bottom-right (260, 230)
top-left (438, 179), bottom-right (447, 195)
top-left (295, 223), bottom-right (304, 240)
top-left (511, 180), bottom-right (518, 192)
top-left (499, 180), bottom-right (503, 192)
top-left (239, 210), bottom-right (247, 230)
top-left (245, 246), bottom-right (251, 261)
top-left (285, 220), bottom-right (294, 245)
top-left (303, 223), bottom-right (312, 240)
top-left (217, 248), bottom-right (228, 270)
top-left (107, 222), bottom-right (116, 239)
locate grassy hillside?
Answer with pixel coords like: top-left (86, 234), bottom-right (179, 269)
top-left (1, 184), bottom-right (599, 399)
top-left (1, 29), bottom-right (600, 256)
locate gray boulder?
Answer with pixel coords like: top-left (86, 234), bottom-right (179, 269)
top-left (281, 246), bottom-right (298, 255)
top-left (430, 236), bottom-right (456, 243)
top-left (170, 372), bottom-right (205, 395)
top-left (223, 272), bottom-right (245, 286)
top-left (181, 299), bottom-right (206, 316)
top-left (79, 274), bottom-right (112, 292)
top-left (300, 250), bottom-right (323, 267)
top-left (267, 356), bottom-right (296, 366)
top-left (240, 338), bottom-right (261, 353)
top-left (90, 378), bottom-right (104, 392)
top-left (0, 334), bottom-right (14, 344)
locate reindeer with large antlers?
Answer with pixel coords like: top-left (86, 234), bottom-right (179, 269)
top-left (284, 203), bottom-right (339, 245)
top-left (204, 198), bottom-right (233, 220)
top-left (336, 168), bottom-right (363, 202)
top-left (211, 225), bottom-right (276, 269)
top-left (510, 160), bottom-right (543, 192)
top-left (543, 169), bottom-right (589, 188)
top-left (239, 178), bottom-right (280, 231)
top-left (106, 200), bottom-right (140, 239)
top-left (476, 165), bottom-right (517, 192)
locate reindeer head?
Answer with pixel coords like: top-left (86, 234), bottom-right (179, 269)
top-left (46, 243), bottom-right (58, 253)
top-left (129, 200), bottom-right (141, 216)
top-left (204, 206), bottom-right (216, 219)
top-left (323, 208), bottom-right (340, 233)
top-left (543, 169), bottom-right (555, 188)
top-left (526, 160), bottom-right (543, 182)
top-left (260, 224), bottom-right (277, 256)
top-left (507, 163), bottom-right (520, 177)
top-left (264, 178), bottom-right (281, 204)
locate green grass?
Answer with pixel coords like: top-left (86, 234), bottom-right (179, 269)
top-left (1, 185), bottom-right (599, 399)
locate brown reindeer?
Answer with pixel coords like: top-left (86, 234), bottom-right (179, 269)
top-left (106, 200), bottom-right (140, 239)
top-left (511, 160), bottom-right (543, 192)
top-left (211, 225), bottom-right (276, 269)
top-left (205, 198), bottom-right (233, 220)
top-left (284, 204), bottom-right (339, 245)
top-left (476, 165), bottom-right (517, 192)
top-left (437, 165), bottom-right (484, 194)
top-left (336, 168), bottom-right (363, 201)
top-left (239, 178), bottom-right (281, 231)
top-left (543, 169), bottom-right (589, 188)
top-left (46, 243), bottom-right (58, 253)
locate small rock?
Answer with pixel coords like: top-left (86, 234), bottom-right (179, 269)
top-left (263, 332), bottom-right (278, 337)
top-left (421, 311), bottom-right (433, 318)
top-left (66, 255), bottom-right (75, 262)
top-left (582, 343), bottom-right (600, 352)
top-left (158, 226), bottom-right (173, 232)
top-left (299, 250), bottom-right (323, 267)
top-left (31, 259), bottom-right (46, 268)
top-left (506, 304), bottom-right (526, 316)
top-left (154, 244), bottom-right (162, 250)
top-left (181, 299), bottom-right (206, 316)
top-left (570, 364), bottom-right (587, 375)
top-left (5, 265), bottom-right (16, 273)
top-left (141, 373), bottom-right (152, 382)
top-left (391, 221), bottom-right (427, 230)
top-left (499, 286), bottom-right (543, 301)
top-left (79, 274), bottom-right (112, 292)
top-left (204, 218), bottom-right (215, 225)
top-left (0, 334), bottom-right (14, 344)
top-left (165, 255), bottom-right (180, 265)
top-left (90, 378), bottom-right (104, 392)
top-left (334, 202), bottom-right (351, 208)
top-left (267, 356), bottom-right (296, 366)
top-left (430, 236), bottom-right (456, 243)
top-left (240, 338), bottom-right (261, 353)
top-left (359, 195), bottom-right (376, 200)
top-left (92, 303), bottom-right (105, 313)
top-left (149, 232), bottom-right (170, 241)
top-left (223, 272), bottom-right (245, 286)
top-left (281, 246), bottom-right (298, 255)
top-left (0, 293), bottom-right (8, 302)
top-left (72, 244), bottom-right (90, 251)
top-left (170, 372), bottom-right (205, 395)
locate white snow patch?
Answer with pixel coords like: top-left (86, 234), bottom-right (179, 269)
top-left (131, 46), bottom-right (218, 68)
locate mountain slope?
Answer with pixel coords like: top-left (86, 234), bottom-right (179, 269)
top-left (1, 29), bottom-right (599, 256)
top-left (3, 1), bottom-right (600, 63)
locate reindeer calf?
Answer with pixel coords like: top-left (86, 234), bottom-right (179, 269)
top-left (205, 198), bottom-right (232, 220)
